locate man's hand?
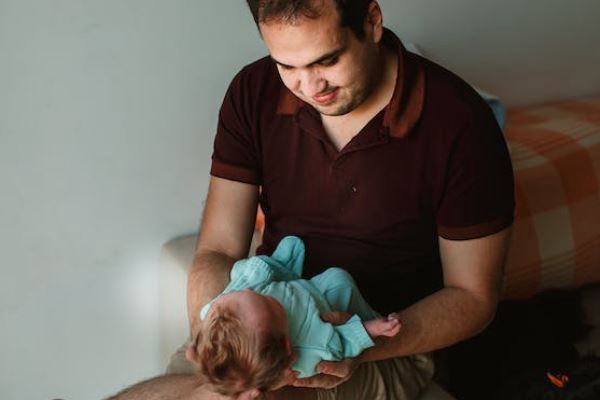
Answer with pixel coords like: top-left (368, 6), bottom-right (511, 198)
top-left (291, 311), bottom-right (359, 389)
top-left (291, 357), bottom-right (359, 389)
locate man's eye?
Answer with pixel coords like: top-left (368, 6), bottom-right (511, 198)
top-left (279, 64), bottom-right (293, 71)
top-left (320, 56), bottom-right (339, 66)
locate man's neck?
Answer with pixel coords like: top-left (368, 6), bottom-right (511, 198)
top-left (321, 45), bottom-right (398, 151)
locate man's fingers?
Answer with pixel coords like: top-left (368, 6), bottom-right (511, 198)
top-left (292, 374), bottom-right (343, 389)
top-left (293, 358), bottom-right (357, 389)
top-left (320, 311), bottom-right (352, 325)
top-left (317, 361), bottom-right (350, 378)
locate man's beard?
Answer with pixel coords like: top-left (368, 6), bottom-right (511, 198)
top-left (315, 76), bottom-right (378, 117)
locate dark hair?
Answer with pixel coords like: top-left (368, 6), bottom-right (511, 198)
top-left (246, 0), bottom-right (372, 40)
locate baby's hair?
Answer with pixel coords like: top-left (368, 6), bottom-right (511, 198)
top-left (191, 304), bottom-right (293, 397)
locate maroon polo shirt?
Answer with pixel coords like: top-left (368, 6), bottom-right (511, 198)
top-left (210, 29), bottom-right (515, 314)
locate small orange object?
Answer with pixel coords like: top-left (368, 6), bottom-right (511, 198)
top-left (255, 206), bottom-right (265, 231)
top-left (546, 372), bottom-right (569, 388)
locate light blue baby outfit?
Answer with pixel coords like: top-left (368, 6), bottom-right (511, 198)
top-left (200, 236), bottom-right (380, 378)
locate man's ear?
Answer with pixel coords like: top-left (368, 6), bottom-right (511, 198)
top-left (364, 0), bottom-right (384, 43)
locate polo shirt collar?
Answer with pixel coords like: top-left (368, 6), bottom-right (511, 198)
top-left (276, 28), bottom-right (425, 139)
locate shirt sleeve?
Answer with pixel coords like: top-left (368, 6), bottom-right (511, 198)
top-left (264, 236), bottom-right (305, 279)
top-left (292, 315), bottom-right (374, 378)
top-left (210, 68), bottom-right (262, 185)
top-left (293, 350), bottom-right (327, 379)
top-left (436, 94), bottom-right (515, 240)
top-left (310, 268), bottom-right (379, 320)
top-left (332, 314), bottom-right (375, 358)
top-left (199, 257), bottom-right (271, 320)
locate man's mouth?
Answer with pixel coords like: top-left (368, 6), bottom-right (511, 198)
top-left (312, 88), bottom-right (339, 105)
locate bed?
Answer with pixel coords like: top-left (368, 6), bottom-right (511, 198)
top-left (502, 95), bottom-right (600, 298)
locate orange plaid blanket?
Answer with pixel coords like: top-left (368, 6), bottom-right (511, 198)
top-left (503, 95), bottom-right (600, 298)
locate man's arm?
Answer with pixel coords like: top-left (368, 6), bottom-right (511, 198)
top-left (358, 226), bottom-right (512, 362)
top-left (186, 176), bottom-right (259, 336)
top-left (292, 227), bottom-right (512, 389)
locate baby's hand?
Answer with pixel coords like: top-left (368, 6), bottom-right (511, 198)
top-left (364, 314), bottom-right (401, 338)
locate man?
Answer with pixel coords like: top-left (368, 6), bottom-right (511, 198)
top-left (110, 0), bottom-right (514, 399)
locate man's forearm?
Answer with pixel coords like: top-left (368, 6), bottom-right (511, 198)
top-left (186, 250), bottom-right (236, 336)
top-left (359, 286), bottom-right (497, 362)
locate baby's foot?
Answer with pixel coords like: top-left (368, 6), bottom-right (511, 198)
top-left (364, 314), bottom-right (401, 338)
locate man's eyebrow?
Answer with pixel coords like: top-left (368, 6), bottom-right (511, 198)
top-left (271, 45), bottom-right (346, 69)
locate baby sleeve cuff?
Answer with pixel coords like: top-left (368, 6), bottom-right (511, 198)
top-left (334, 314), bottom-right (375, 358)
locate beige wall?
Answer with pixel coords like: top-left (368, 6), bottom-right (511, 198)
top-left (1, 1), bottom-right (598, 399)
top-left (381, 0), bottom-right (600, 106)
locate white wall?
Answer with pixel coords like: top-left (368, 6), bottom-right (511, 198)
top-left (1, 1), bottom-right (598, 399)
top-left (0, 1), bottom-right (265, 399)
top-left (383, 0), bottom-right (600, 106)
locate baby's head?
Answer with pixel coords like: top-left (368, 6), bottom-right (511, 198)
top-left (187, 289), bottom-right (297, 399)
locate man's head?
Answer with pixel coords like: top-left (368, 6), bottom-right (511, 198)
top-left (246, 0), bottom-right (372, 40)
top-left (247, 0), bottom-right (388, 116)
top-left (186, 290), bottom-right (296, 398)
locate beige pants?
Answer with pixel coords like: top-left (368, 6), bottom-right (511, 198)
top-left (166, 342), bottom-right (435, 400)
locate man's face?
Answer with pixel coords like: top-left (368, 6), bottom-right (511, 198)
top-left (260, 1), bottom-right (381, 116)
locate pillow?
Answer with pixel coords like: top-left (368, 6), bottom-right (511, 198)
top-left (404, 42), bottom-right (506, 130)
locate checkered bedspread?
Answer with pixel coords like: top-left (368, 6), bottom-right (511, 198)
top-left (503, 95), bottom-right (600, 298)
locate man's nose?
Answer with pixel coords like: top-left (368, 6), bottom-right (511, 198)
top-left (298, 69), bottom-right (326, 98)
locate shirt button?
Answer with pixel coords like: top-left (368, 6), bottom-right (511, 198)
top-left (351, 186), bottom-right (358, 193)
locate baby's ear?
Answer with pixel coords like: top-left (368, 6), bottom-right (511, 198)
top-left (185, 332), bottom-right (201, 363)
top-left (185, 344), bottom-right (198, 363)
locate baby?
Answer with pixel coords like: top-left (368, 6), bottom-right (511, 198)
top-left (186, 236), bottom-right (400, 399)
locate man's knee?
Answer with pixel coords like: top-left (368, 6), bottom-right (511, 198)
top-left (166, 340), bottom-right (196, 375)
top-left (105, 374), bottom-right (199, 400)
